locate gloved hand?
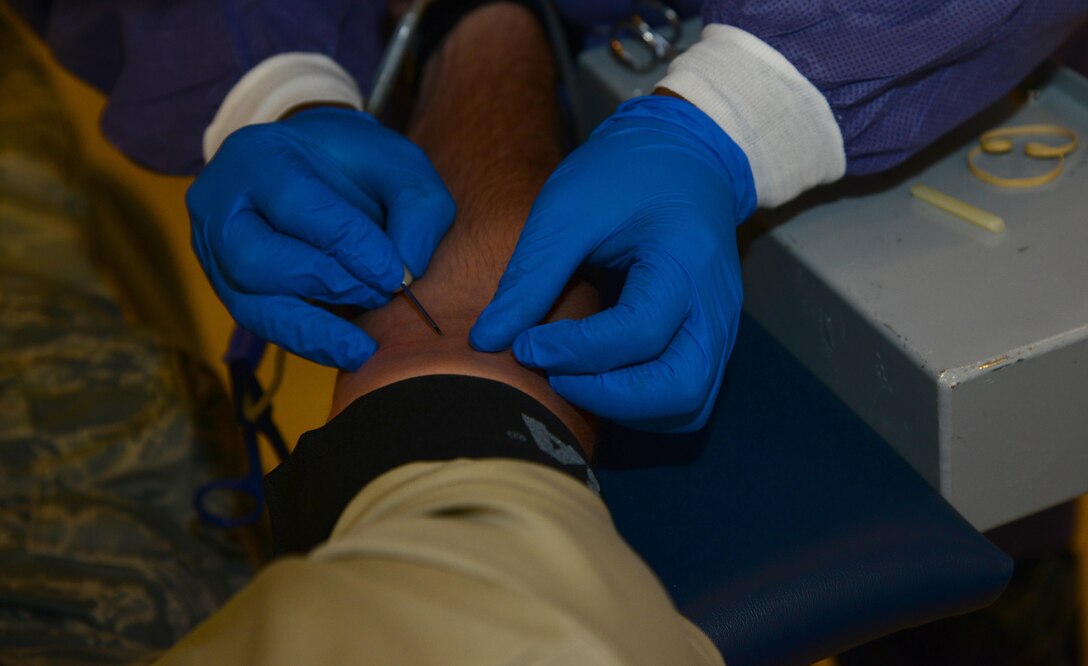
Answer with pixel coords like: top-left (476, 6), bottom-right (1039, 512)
top-left (187, 107), bottom-right (455, 369)
top-left (470, 95), bottom-right (756, 432)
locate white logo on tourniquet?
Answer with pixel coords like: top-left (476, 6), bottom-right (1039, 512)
top-left (520, 414), bottom-right (601, 494)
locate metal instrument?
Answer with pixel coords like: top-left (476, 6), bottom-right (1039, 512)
top-left (367, 0), bottom-right (436, 117)
top-left (401, 268), bottom-right (442, 335)
top-left (609, 0), bottom-right (683, 73)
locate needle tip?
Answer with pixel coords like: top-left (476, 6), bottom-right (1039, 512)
top-left (400, 285), bottom-right (442, 336)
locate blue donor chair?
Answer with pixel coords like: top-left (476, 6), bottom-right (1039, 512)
top-left (594, 314), bottom-right (1013, 666)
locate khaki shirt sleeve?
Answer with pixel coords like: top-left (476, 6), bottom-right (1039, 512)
top-left (157, 458), bottom-right (723, 665)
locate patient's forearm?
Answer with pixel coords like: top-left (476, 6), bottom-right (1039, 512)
top-left (328, 3), bottom-right (599, 452)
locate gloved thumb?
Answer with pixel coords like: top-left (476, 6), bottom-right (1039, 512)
top-left (384, 182), bottom-right (456, 279)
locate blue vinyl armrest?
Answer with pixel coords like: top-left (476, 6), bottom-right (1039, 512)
top-left (595, 314), bottom-right (1013, 666)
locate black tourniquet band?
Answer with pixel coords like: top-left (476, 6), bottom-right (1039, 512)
top-left (265, 374), bottom-right (596, 556)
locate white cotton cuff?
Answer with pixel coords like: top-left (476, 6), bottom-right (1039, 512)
top-left (656, 24), bottom-right (845, 208)
top-left (202, 53), bottom-right (364, 163)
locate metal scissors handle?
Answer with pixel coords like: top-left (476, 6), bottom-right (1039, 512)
top-left (194, 328), bottom-right (290, 529)
top-left (610, 0), bottom-right (683, 73)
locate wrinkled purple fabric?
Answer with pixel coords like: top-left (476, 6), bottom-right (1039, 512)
top-left (12, 1), bottom-right (1088, 177)
top-left (10, 0), bottom-right (386, 174)
top-left (702, 1), bottom-right (1088, 174)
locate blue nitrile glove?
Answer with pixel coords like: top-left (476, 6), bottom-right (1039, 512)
top-left (470, 95), bottom-right (757, 432)
top-left (187, 108), bottom-right (455, 369)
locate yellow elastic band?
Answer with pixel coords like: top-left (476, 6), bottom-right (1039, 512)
top-left (967, 124), bottom-right (1078, 188)
top-left (910, 184), bottom-right (1005, 234)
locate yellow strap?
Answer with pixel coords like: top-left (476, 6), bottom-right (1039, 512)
top-left (967, 124), bottom-right (1078, 188)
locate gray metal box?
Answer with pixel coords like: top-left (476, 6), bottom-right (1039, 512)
top-left (742, 68), bottom-right (1088, 531)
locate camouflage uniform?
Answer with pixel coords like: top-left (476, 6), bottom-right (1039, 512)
top-left (0, 15), bottom-right (249, 665)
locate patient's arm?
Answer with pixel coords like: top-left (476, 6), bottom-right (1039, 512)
top-left (330, 3), bottom-right (599, 452)
top-left (162, 15), bottom-right (725, 659)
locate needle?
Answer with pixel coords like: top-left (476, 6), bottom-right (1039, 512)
top-left (399, 268), bottom-right (442, 335)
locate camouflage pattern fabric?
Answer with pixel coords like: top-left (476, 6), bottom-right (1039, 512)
top-left (0, 13), bottom-right (249, 665)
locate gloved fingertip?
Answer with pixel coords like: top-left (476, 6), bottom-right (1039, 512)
top-left (546, 374), bottom-right (592, 410)
top-left (336, 340), bottom-right (377, 371)
top-left (468, 313), bottom-right (511, 352)
top-left (313, 328), bottom-right (378, 370)
top-left (546, 373), bottom-right (569, 396)
top-left (390, 198), bottom-right (454, 280)
top-left (511, 333), bottom-right (541, 369)
top-left (400, 252), bottom-right (431, 285)
top-left (427, 187), bottom-right (456, 229)
top-left (380, 256), bottom-right (408, 294)
top-left (467, 327), bottom-right (499, 353)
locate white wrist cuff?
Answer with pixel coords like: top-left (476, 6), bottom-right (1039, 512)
top-left (202, 53), bottom-right (364, 163)
top-left (656, 24), bottom-right (845, 208)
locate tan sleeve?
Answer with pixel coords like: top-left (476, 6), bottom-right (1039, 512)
top-left (156, 459), bottom-right (723, 665)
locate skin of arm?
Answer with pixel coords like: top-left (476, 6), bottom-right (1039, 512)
top-left (327, 2), bottom-right (600, 453)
